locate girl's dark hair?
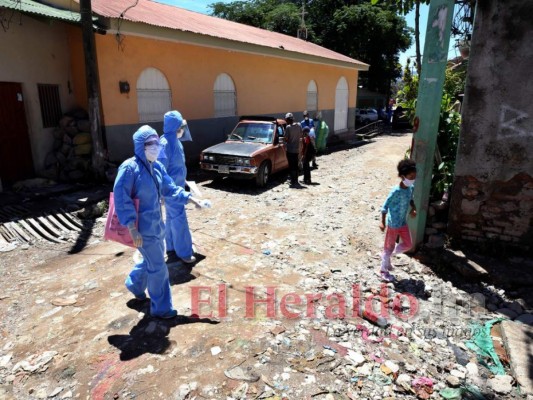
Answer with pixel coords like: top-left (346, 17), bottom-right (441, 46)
top-left (397, 159), bottom-right (417, 176)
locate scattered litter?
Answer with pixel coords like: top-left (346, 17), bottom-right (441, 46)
top-left (12, 351), bottom-right (57, 373)
top-left (137, 365), bottom-right (155, 375)
top-left (368, 372), bottom-right (392, 386)
top-left (224, 365), bottom-right (260, 382)
top-left (466, 319), bottom-right (505, 375)
top-left (412, 377), bottom-right (434, 399)
top-left (270, 326), bottom-right (286, 335)
top-left (51, 298), bottom-right (77, 306)
top-left (0, 354), bottom-right (12, 368)
top-left (48, 386), bottom-right (63, 398)
top-left (0, 242), bottom-right (17, 253)
top-left (40, 307), bottom-right (62, 319)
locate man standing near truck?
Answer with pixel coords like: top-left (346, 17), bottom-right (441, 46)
top-left (284, 112), bottom-right (303, 187)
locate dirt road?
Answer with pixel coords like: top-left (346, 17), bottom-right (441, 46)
top-left (0, 132), bottom-right (522, 399)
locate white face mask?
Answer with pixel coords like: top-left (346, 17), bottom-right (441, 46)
top-left (145, 145), bottom-right (160, 162)
top-left (402, 178), bottom-right (415, 187)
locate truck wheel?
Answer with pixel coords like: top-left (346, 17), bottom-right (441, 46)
top-left (256, 162), bottom-right (270, 187)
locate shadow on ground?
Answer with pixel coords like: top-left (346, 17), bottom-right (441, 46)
top-left (413, 245), bottom-right (533, 313)
top-left (108, 298), bottom-right (219, 361)
top-left (167, 254), bottom-right (207, 285)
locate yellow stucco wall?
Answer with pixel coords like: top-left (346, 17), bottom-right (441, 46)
top-left (92, 34), bottom-right (358, 125)
top-left (67, 26), bottom-right (88, 113)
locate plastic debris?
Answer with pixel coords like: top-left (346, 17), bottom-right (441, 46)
top-left (466, 318), bottom-right (505, 375)
top-left (323, 345), bottom-right (337, 353)
top-left (368, 372), bottom-right (392, 386)
top-left (224, 365), bottom-right (260, 382)
top-left (412, 377), bottom-right (434, 399)
top-left (439, 388), bottom-right (462, 399)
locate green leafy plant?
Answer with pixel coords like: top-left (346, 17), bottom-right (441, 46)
top-left (395, 60), bottom-right (465, 199)
top-left (432, 94), bottom-right (462, 197)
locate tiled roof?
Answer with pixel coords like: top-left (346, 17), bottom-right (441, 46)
top-left (90, 0), bottom-right (368, 69)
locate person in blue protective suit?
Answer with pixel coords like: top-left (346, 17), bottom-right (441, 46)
top-left (157, 110), bottom-right (196, 264)
top-left (113, 125), bottom-right (203, 319)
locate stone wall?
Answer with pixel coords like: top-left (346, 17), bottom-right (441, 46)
top-left (449, 174), bottom-right (532, 248)
top-left (448, 0), bottom-right (533, 251)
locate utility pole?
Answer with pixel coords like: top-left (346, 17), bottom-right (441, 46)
top-left (408, 0), bottom-right (455, 248)
top-left (80, 0), bottom-right (106, 178)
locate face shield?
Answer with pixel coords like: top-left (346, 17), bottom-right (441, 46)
top-left (177, 119), bottom-right (192, 142)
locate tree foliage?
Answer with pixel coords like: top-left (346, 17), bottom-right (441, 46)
top-left (210, 0), bottom-right (301, 36)
top-left (209, 0), bottom-right (412, 95)
top-left (396, 60), bottom-right (467, 197)
top-left (396, 59), bottom-right (418, 106)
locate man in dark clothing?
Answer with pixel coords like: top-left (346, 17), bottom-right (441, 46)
top-left (284, 112), bottom-right (303, 187)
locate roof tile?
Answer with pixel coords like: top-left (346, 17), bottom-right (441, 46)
top-left (90, 0), bottom-right (368, 68)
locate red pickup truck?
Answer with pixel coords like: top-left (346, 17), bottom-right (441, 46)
top-left (199, 116), bottom-right (288, 187)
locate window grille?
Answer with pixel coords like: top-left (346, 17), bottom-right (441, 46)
top-left (306, 80), bottom-right (318, 114)
top-left (137, 68), bottom-right (171, 122)
top-left (214, 73), bottom-right (236, 117)
top-left (37, 84), bottom-right (62, 128)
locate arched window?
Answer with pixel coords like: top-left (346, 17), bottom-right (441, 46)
top-left (136, 67), bottom-right (171, 122)
top-left (306, 80), bottom-right (318, 114)
top-left (334, 77), bottom-right (348, 132)
top-left (213, 73), bottom-right (237, 117)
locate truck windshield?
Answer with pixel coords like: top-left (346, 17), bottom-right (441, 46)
top-left (228, 122), bottom-right (275, 144)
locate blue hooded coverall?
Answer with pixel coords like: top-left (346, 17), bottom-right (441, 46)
top-left (113, 125), bottom-right (191, 317)
top-left (158, 111), bottom-right (194, 259)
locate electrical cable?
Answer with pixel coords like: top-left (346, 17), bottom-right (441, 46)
top-left (116, 0), bottom-right (139, 51)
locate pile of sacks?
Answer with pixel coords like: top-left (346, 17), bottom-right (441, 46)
top-left (43, 109), bottom-right (93, 182)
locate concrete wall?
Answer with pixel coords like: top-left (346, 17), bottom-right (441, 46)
top-left (0, 13), bottom-right (78, 173)
top-left (448, 0), bottom-right (533, 250)
top-left (73, 33), bottom-right (357, 163)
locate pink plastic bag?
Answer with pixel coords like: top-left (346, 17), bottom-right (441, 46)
top-left (104, 192), bottom-right (139, 248)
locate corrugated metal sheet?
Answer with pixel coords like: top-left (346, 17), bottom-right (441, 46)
top-left (0, 0), bottom-right (82, 23)
top-left (89, 0), bottom-right (369, 68)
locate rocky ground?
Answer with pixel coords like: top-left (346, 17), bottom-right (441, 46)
top-left (0, 131), bottom-right (532, 400)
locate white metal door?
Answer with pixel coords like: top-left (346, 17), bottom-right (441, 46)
top-left (334, 77), bottom-right (348, 132)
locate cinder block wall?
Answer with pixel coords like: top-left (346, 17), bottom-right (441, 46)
top-left (448, 0), bottom-right (533, 251)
